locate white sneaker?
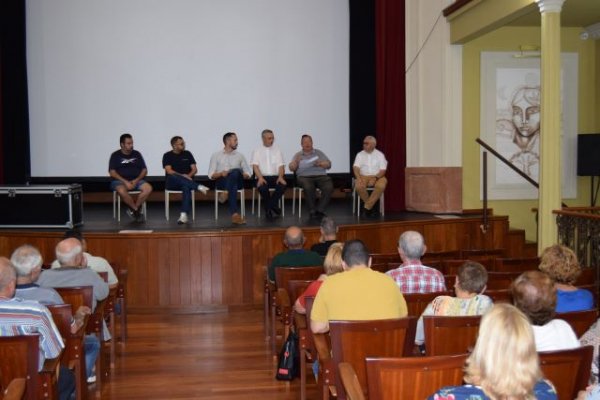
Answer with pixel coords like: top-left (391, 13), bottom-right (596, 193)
top-left (197, 184), bottom-right (209, 195)
top-left (177, 212), bottom-right (189, 224)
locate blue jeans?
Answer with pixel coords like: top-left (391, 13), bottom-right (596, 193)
top-left (110, 179), bottom-right (148, 191)
top-left (257, 176), bottom-right (286, 212)
top-left (84, 334), bottom-right (100, 378)
top-left (216, 169), bottom-right (243, 215)
top-left (166, 175), bottom-right (197, 213)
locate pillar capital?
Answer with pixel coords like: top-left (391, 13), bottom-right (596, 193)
top-left (536, 0), bottom-right (565, 14)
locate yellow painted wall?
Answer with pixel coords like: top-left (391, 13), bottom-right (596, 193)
top-left (462, 26), bottom-right (598, 242)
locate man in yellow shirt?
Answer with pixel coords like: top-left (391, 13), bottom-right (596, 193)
top-left (311, 240), bottom-right (408, 333)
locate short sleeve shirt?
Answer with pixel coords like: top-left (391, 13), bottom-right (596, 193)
top-left (292, 149), bottom-right (330, 177)
top-left (386, 263), bottom-right (447, 294)
top-left (108, 149), bottom-right (147, 180)
top-left (353, 149), bottom-right (388, 176)
top-left (250, 145), bottom-right (285, 176)
top-left (162, 150), bottom-right (197, 175)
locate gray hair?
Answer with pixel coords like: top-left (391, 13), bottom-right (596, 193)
top-left (364, 135), bottom-right (377, 145)
top-left (0, 257), bottom-right (16, 292)
top-left (398, 231), bottom-right (425, 260)
top-left (320, 217), bottom-right (337, 237)
top-left (56, 242), bottom-right (83, 266)
top-left (10, 245), bottom-right (43, 276)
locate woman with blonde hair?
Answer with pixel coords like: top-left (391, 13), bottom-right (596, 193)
top-left (539, 244), bottom-right (593, 312)
top-left (428, 303), bottom-right (557, 399)
top-left (294, 242), bottom-right (343, 314)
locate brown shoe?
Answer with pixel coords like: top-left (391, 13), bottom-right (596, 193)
top-left (231, 213), bottom-right (246, 225)
top-left (218, 191), bottom-right (228, 204)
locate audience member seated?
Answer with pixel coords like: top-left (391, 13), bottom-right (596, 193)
top-left (11, 244), bottom-right (99, 383)
top-left (415, 261), bottom-right (493, 346)
top-left (580, 319), bottom-right (600, 382)
top-left (511, 270), bottom-right (579, 351)
top-left (294, 242), bottom-right (344, 314)
top-left (386, 231), bottom-right (447, 294)
top-left (539, 244), bottom-right (594, 312)
top-left (310, 217), bottom-right (339, 256)
top-left (51, 230), bottom-right (119, 289)
top-left (0, 257), bottom-right (76, 400)
top-left (267, 226), bottom-right (323, 282)
top-left (428, 303), bottom-right (557, 400)
top-left (311, 240), bottom-right (407, 334)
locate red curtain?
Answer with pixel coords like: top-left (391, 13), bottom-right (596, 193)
top-left (375, 0), bottom-right (406, 211)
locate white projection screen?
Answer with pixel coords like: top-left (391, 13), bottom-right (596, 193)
top-left (26, 0), bottom-right (349, 177)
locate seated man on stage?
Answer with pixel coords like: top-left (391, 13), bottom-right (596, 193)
top-left (288, 134), bottom-right (333, 220)
top-left (353, 135), bottom-right (388, 217)
top-left (250, 129), bottom-right (286, 219)
top-left (163, 136), bottom-right (209, 224)
top-left (108, 133), bottom-right (153, 221)
top-left (208, 132), bottom-right (252, 225)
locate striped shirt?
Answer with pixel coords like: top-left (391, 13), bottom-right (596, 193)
top-left (386, 263), bottom-right (447, 294)
top-left (0, 297), bottom-right (64, 370)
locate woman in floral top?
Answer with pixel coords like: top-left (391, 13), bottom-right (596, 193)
top-left (415, 261), bottom-right (493, 346)
top-left (428, 304), bottom-right (557, 400)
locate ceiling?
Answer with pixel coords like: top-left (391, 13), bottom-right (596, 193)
top-left (508, 0), bottom-right (600, 27)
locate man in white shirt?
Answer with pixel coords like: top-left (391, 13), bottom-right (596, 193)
top-left (250, 129), bottom-right (287, 219)
top-left (353, 135), bottom-right (388, 217)
top-left (208, 132), bottom-right (252, 225)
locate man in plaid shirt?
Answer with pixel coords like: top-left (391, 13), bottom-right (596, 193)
top-left (386, 231), bottom-right (446, 293)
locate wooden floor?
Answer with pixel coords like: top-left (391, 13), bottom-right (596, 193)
top-left (100, 310), bottom-right (315, 399)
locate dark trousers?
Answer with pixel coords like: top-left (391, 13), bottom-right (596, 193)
top-left (58, 365), bottom-right (75, 400)
top-left (216, 169), bottom-right (243, 215)
top-left (297, 175), bottom-right (333, 213)
top-left (166, 175), bottom-right (197, 213)
top-left (257, 176), bottom-right (286, 212)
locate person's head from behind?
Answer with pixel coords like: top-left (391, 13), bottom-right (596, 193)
top-left (284, 226), bottom-right (305, 250)
top-left (261, 129), bottom-right (274, 147)
top-left (456, 261), bottom-right (488, 295)
top-left (465, 303), bottom-right (540, 399)
top-left (119, 133), bottom-right (133, 154)
top-left (511, 270), bottom-right (556, 326)
top-left (539, 244), bottom-right (580, 285)
top-left (320, 217), bottom-right (338, 241)
top-left (56, 238), bottom-right (85, 268)
top-left (223, 132), bottom-right (238, 150)
top-left (0, 257), bottom-right (17, 298)
top-left (10, 244), bottom-right (43, 281)
top-left (341, 240), bottom-right (370, 270)
top-left (397, 231), bottom-right (426, 262)
top-left (64, 229), bottom-right (87, 252)
top-left (323, 242), bottom-right (344, 276)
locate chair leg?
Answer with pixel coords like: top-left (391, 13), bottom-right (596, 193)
top-left (191, 191), bottom-right (195, 221)
top-left (264, 288), bottom-right (270, 340)
top-left (109, 311), bottom-right (116, 367)
top-left (117, 195), bottom-right (121, 222)
top-left (165, 192), bottom-right (170, 220)
top-left (214, 192), bottom-right (219, 220)
top-left (271, 303), bottom-right (277, 356)
top-left (300, 349), bottom-right (307, 400)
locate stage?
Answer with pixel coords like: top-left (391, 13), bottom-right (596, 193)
top-left (0, 198), bottom-right (511, 313)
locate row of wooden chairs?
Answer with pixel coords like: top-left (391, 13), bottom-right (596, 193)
top-left (339, 345), bottom-right (594, 400)
top-left (370, 248), bottom-right (508, 266)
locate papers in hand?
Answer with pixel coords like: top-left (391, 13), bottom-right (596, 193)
top-left (299, 156), bottom-right (319, 166)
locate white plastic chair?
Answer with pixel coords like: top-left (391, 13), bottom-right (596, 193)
top-left (164, 190), bottom-right (195, 221)
top-left (112, 191), bottom-right (147, 221)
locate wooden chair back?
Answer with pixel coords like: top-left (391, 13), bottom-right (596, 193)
top-left (404, 291), bottom-right (453, 317)
top-left (424, 315), bottom-right (482, 356)
top-left (539, 345), bottom-right (593, 400)
top-left (365, 354), bottom-right (469, 400)
top-left (338, 363), bottom-right (366, 400)
top-left (329, 317), bottom-right (417, 400)
top-left (274, 266), bottom-right (323, 294)
top-left (422, 250), bottom-right (461, 263)
top-left (443, 258), bottom-right (494, 275)
top-left (287, 280), bottom-right (313, 305)
top-left (370, 263), bottom-right (391, 274)
top-left (460, 248), bottom-right (505, 259)
top-left (369, 253), bottom-right (400, 265)
top-left (55, 286), bottom-right (94, 312)
top-left (493, 257), bottom-right (540, 272)
top-left (299, 296), bottom-right (316, 400)
top-left (556, 309), bottom-right (598, 337)
top-left (0, 378), bottom-right (26, 400)
top-left (483, 289), bottom-right (512, 303)
top-left (0, 335), bottom-right (40, 400)
top-left (486, 271), bottom-right (521, 290)
top-left (576, 267), bottom-right (596, 285)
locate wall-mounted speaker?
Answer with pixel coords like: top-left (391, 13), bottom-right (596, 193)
top-left (577, 133), bottom-right (600, 176)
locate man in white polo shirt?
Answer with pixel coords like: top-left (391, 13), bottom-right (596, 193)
top-left (353, 135), bottom-right (388, 217)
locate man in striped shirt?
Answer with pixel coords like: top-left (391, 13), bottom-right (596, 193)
top-left (0, 257), bottom-right (75, 400)
top-left (386, 231), bottom-right (447, 294)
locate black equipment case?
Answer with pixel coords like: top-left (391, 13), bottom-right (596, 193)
top-left (0, 184), bottom-right (83, 228)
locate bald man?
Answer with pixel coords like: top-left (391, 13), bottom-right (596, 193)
top-left (37, 238), bottom-right (109, 311)
top-left (0, 257), bottom-right (76, 400)
top-left (267, 226), bottom-right (323, 281)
